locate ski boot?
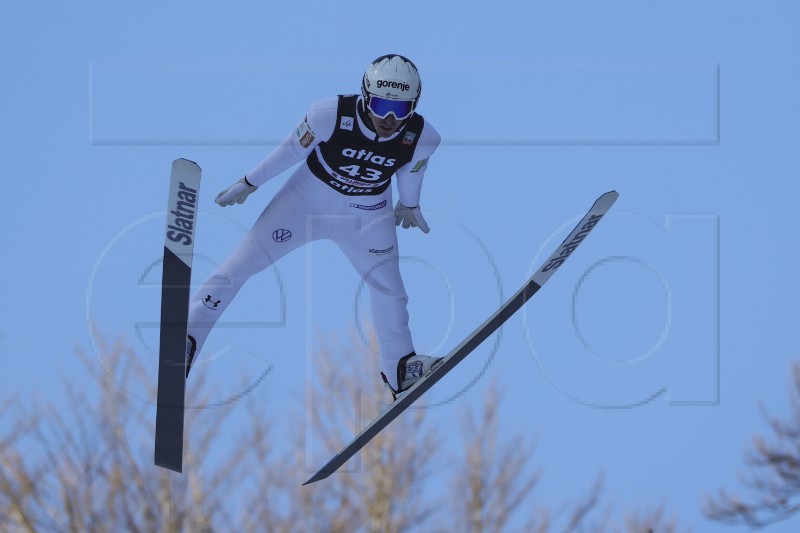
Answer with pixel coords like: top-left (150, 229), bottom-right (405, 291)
top-left (381, 352), bottom-right (444, 401)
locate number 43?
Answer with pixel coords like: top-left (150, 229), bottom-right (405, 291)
top-left (338, 165), bottom-right (383, 181)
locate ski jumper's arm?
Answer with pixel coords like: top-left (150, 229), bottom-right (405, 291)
top-left (244, 97), bottom-right (338, 186)
top-left (394, 121), bottom-right (441, 208)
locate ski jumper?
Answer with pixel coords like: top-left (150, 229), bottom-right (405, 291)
top-left (187, 95), bottom-right (441, 389)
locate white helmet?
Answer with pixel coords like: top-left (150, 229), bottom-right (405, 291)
top-left (361, 54), bottom-right (421, 120)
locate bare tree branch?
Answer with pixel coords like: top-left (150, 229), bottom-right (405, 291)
top-left (239, 328), bottom-right (439, 532)
top-left (0, 330), bottom-right (256, 532)
top-left (0, 326), bottom-right (688, 532)
top-left (704, 362), bottom-right (800, 528)
top-left (450, 377), bottom-right (546, 533)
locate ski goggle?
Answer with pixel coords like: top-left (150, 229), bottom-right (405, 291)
top-left (367, 95), bottom-right (415, 120)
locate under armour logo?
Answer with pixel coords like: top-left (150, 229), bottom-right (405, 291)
top-left (272, 229), bottom-right (292, 242)
top-left (203, 295), bottom-right (221, 310)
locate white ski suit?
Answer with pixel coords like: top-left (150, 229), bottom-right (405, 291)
top-left (187, 94), bottom-right (440, 388)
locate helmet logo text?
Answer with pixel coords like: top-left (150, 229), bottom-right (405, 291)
top-left (376, 80), bottom-right (411, 92)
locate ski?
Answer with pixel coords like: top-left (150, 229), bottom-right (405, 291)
top-left (154, 158), bottom-right (201, 472)
top-left (303, 190), bottom-right (619, 485)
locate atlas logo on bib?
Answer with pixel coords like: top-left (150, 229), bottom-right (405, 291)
top-left (341, 148), bottom-right (396, 167)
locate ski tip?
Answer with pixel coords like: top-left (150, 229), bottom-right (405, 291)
top-left (173, 157), bottom-right (202, 171)
top-left (592, 190), bottom-right (619, 210)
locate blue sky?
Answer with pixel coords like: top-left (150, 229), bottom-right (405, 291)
top-left (3, 1), bottom-right (800, 530)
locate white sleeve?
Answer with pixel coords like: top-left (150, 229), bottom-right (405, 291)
top-left (394, 121), bottom-right (441, 207)
top-left (245, 96), bottom-right (338, 186)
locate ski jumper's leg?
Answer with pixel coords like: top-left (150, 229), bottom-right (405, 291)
top-left (333, 198), bottom-right (414, 390)
top-left (187, 174), bottom-right (313, 357)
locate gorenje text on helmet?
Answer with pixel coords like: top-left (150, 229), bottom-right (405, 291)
top-left (376, 80), bottom-right (411, 92)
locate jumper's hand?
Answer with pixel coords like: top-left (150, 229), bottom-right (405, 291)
top-left (215, 178), bottom-right (257, 207)
top-left (394, 201), bottom-right (430, 233)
